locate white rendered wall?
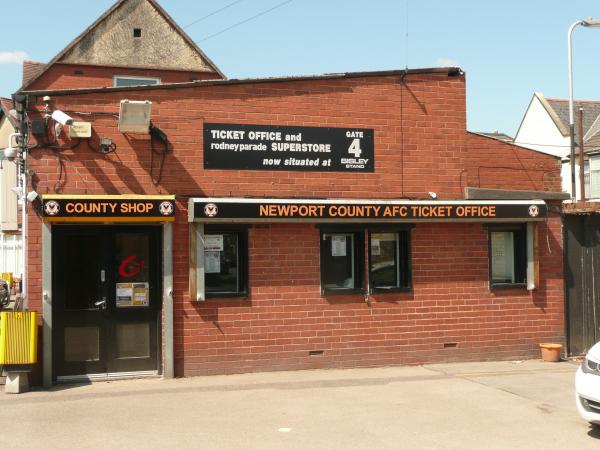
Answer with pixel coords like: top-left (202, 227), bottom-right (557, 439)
top-left (514, 96), bottom-right (570, 158)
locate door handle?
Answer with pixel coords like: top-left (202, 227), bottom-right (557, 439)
top-left (94, 297), bottom-right (107, 310)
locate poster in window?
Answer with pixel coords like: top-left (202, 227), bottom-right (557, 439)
top-left (331, 235), bottom-right (347, 257)
top-left (204, 235), bottom-right (224, 251)
top-left (116, 282), bottom-right (149, 307)
top-left (205, 251), bottom-right (221, 274)
top-left (491, 232), bottom-right (514, 282)
top-left (371, 238), bottom-right (381, 256)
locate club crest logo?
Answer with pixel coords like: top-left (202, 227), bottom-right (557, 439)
top-left (204, 203), bottom-right (218, 217)
top-left (159, 201), bottom-right (174, 216)
top-left (44, 200), bottom-right (60, 216)
top-left (528, 205), bottom-right (539, 217)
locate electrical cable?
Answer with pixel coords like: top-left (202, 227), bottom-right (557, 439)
top-left (183, 0), bottom-right (245, 28)
top-left (197, 0), bottom-right (293, 42)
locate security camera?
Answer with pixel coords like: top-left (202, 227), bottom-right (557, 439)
top-left (26, 191), bottom-right (39, 203)
top-left (43, 96), bottom-right (51, 105)
top-left (3, 146), bottom-right (17, 161)
top-left (3, 133), bottom-right (19, 161)
top-left (428, 191), bottom-right (438, 199)
top-left (51, 110), bottom-right (74, 126)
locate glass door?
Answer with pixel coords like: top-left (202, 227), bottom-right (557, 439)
top-left (53, 226), bottom-right (161, 379)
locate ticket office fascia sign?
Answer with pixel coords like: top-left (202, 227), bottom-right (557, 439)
top-left (189, 198), bottom-right (547, 223)
top-left (42, 195), bottom-right (176, 222)
top-left (204, 123), bottom-right (375, 172)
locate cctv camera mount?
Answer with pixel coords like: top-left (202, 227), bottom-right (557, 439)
top-left (51, 110), bottom-right (74, 126)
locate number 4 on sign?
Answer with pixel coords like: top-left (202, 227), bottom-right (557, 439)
top-left (348, 139), bottom-right (362, 158)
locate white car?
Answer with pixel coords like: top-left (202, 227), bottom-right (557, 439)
top-left (576, 341), bottom-right (600, 427)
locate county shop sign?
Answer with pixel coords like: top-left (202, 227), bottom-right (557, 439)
top-left (203, 123), bottom-right (374, 172)
top-left (42, 195), bottom-right (175, 222)
top-left (189, 198), bottom-right (547, 223)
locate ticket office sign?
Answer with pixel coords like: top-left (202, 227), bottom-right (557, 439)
top-left (191, 199), bottom-right (547, 222)
top-left (204, 123), bottom-right (375, 172)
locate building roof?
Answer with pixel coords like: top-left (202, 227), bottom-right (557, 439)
top-left (20, 67), bottom-right (464, 97)
top-left (19, 0), bottom-right (224, 91)
top-left (0, 98), bottom-right (17, 127)
top-left (22, 61), bottom-right (47, 87)
top-left (530, 93), bottom-right (600, 154)
top-left (543, 97), bottom-right (600, 143)
top-left (471, 131), bottom-right (513, 143)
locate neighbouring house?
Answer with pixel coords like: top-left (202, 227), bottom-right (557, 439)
top-left (513, 92), bottom-right (600, 200)
top-left (514, 92), bottom-right (600, 355)
top-left (14, 0), bottom-right (569, 386)
top-left (18, 0), bottom-right (224, 93)
top-left (0, 98), bottom-right (22, 279)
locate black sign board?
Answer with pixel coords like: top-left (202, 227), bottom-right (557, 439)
top-left (203, 123), bottom-right (374, 172)
top-left (42, 195), bottom-right (175, 222)
top-left (190, 198), bottom-right (547, 222)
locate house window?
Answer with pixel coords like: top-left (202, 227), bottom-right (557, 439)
top-left (113, 76), bottom-right (160, 88)
top-left (590, 156), bottom-right (600, 199)
top-left (369, 230), bottom-right (411, 291)
top-left (488, 225), bottom-right (527, 287)
top-left (133, 28), bottom-right (142, 38)
top-left (320, 231), bottom-right (364, 293)
top-left (584, 160), bottom-right (591, 199)
top-left (204, 227), bottom-right (248, 297)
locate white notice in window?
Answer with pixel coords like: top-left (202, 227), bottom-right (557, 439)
top-left (331, 235), bottom-right (347, 257)
top-left (371, 238), bottom-right (381, 256)
top-left (491, 232), bottom-right (514, 282)
top-left (204, 235), bottom-right (224, 252)
top-left (205, 251), bottom-right (221, 274)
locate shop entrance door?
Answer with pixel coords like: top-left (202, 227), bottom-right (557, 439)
top-left (53, 226), bottom-right (162, 380)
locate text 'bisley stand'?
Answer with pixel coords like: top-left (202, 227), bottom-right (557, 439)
top-left (0, 311), bottom-right (38, 393)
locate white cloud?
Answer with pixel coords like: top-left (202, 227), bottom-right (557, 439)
top-left (435, 57), bottom-right (460, 68)
top-left (0, 51), bottom-right (28, 64)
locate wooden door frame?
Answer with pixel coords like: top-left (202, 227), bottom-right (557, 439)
top-left (42, 222), bottom-right (173, 387)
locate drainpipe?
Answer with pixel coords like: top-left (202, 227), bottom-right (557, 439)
top-left (578, 107), bottom-right (585, 205)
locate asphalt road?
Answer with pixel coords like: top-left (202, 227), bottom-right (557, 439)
top-left (1, 359), bottom-right (596, 449)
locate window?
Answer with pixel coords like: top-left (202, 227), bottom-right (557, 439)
top-left (488, 225), bottom-right (527, 287)
top-left (320, 230), bottom-right (364, 293)
top-left (113, 76), bottom-right (160, 88)
top-left (204, 227), bottom-right (248, 297)
top-left (584, 160), bottom-right (591, 199)
top-left (369, 230), bottom-right (411, 291)
top-left (590, 156), bottom-right (600, 199)
top-left (133, 28), bottom-right (142, 38)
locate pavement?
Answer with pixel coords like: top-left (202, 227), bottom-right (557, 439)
top-left (1, 359), bottom-right (597, 449)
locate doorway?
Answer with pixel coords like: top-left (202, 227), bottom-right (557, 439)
top-left (52, 225), bottom-right (162, 380)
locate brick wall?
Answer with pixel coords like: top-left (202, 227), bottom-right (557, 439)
top-left (465, 132), bottom-right (562, 192)
top-left (23, 70), bottom-right (565, 377)
top-left (179, 218), bottom-right (563, 376)
top-left (26, 62), bottom-right (222, 91)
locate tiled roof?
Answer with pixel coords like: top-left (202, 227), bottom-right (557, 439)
top-left (22, 60), bottom-right (46, 87)
top-left (545, 98), bottom-right (600, 143)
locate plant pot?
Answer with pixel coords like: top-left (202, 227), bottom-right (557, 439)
top-left (539, 343), bottom-right (563, 362)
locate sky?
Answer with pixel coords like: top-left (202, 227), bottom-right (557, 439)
top-left (1, 0), bottom-right (600, 136)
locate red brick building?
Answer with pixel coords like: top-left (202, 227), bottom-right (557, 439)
top-left (16, 65), bottom-right (567, 385)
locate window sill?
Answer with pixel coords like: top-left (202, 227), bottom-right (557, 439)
top-left (322, 288), bottom-right (366, 296)
top-left (490, 283), bottom-right (527, 290)
top-left (205, 292), bottom-right (248, 299)
top-left (371, 287), bottom-right (412, 294)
